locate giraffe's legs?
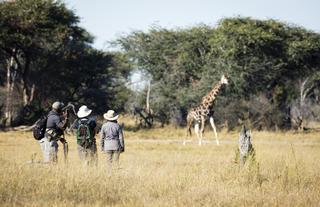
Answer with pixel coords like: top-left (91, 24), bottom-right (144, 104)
top-left (209, 116), bottom-right (219, 145)
top-left (184, 115), bottom-right (193, 145)
top-left (194, 122), bottom-right (200, 145)
top-left (199, 116), bottom-right (205, 145)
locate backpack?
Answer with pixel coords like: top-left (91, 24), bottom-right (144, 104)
top-left (33, 116), bottom-right (48, 140)
top-left (76, 119), bottom-right (93, 148)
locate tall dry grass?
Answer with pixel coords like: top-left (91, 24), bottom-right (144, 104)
top-left (0, 126), bottom-right (320, 206)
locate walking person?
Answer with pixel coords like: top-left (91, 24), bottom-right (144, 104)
top-left (40, 101), bottom-right (69, 163)
top-left (75, 105), bottom-right (98, 166)
top-left (100, 110), bottom-right (125, 166)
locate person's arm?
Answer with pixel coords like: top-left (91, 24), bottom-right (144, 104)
top-left (74, 119), bottom-right (79, 129)
top-left (100, 125), bottom-right (105, 152)
top-left (57, 111), bottom-right (69, 130)
top-left (90, 118), bottom-right (98, 137)
top-left (119, 125), bottom-right (124, 152)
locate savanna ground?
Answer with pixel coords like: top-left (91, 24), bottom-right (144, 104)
top-left (1, 119), bottom-right (320, 207)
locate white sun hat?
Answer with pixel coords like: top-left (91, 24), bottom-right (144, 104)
top-left (77, 105), bottom-right (92, 118)
top-left (103, 110), bottom-right (119, 121)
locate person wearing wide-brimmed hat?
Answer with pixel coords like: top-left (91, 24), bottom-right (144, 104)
top-left (40, 101), bottom-right (69, 163)
top-left (100, 110), bottom-right (125, 166)
top-left (75, 105), bottom-right (98, 165)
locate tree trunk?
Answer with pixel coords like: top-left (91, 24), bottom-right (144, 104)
top-left (145, 79), bottom-right (153, 127)
top-left (146, 79), bottom-right (151, 114)
top-left (4, 50), bottom-right (17, 127)
top-left (21, 56), bottom-right (35, 107)
top-left (297, 78), bottom-right (312, 131)
top-left (13, 55), bottom-right (35, 125)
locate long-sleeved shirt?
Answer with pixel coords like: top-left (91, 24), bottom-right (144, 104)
top-left (46, 110), bottom-right (64, 137)
top-left (100, 121), bottom-right (124, 151)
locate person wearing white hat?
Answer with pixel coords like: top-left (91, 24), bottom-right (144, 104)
top-left (75, 105), bottom-right (98, 165)
top-left (40, 101), bottom-right (69, 163)
top-left (100, 110), bottom-right (125, 166)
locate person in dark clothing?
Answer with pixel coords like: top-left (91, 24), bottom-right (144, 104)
top-left (100, 110), bottom-right (125, 166)
top-left (39, 101), bottom-right (69, 163)
top-left (75, 105), bottom-right (98, 166)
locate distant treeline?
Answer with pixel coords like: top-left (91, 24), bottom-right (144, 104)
top-left (1, 0), bottom-right (320, 130)
top-left (116, 17), bottom-right (320, 130)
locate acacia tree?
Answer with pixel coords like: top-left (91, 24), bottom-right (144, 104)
top-left (209, 18), bottom-right (290, 98)
top-left (0, 0), bottom-right (91, 125)
top-left (286, 29), bottom-right (320, 130)
top-left (116, 25), bottom-right (217, 125)
top-left (0, 0), bottom-right (133, 125)
top-left (33, 45), bottom-right (132, 115)
top-left (200, 18), bottom-right (320, 129)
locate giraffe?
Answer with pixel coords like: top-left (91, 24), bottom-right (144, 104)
top-left (184, 75), bottom-right (228, 146)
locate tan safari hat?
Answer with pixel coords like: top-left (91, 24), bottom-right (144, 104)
top-left (103, 110), bottom-right (119, 121)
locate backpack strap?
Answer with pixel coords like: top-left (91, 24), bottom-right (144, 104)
top-left (78, 118), bottom-right (91, 126)
top-left (86, 119), bottom-right (92, 139)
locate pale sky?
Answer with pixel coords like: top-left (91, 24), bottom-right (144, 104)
top-left (64, 0), bottom-right (320, 51)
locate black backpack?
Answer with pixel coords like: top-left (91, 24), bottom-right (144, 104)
top-left (33, 116), bottom-right (48, 140)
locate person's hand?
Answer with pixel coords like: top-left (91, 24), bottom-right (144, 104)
top-left (101, 150), bottom-right (105, 154)
top-left (120, 146), bottom-right (125, 153)
top-left (63, 110), bottom-right (69, 119)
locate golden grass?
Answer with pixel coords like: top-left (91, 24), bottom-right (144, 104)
top-left (0, 125), bottom-right (320, 206)
top-left (120, 115), bottom-right (320, 142)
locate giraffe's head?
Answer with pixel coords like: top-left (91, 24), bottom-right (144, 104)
top-left (221, 75), bottom-right (228, 85)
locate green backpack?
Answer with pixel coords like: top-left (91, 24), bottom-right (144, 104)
top-left (76, 119), bottom-right (92, 148)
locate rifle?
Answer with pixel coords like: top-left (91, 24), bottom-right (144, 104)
top-left (62, 103), bottom-right (77, 116)
top-left (60, 103), bottom-right (76, 164)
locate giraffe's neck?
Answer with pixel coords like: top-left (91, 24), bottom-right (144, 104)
top-left (200, 81), bottom-right (222, 107)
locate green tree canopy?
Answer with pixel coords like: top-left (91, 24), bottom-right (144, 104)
top-left (116, 17), bottom-right (320, 129)
top-left (0, 0), bottom-right (133, 125)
